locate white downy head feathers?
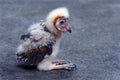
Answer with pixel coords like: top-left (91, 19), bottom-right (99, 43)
top-left (45, 7), bottom-right (69, 33)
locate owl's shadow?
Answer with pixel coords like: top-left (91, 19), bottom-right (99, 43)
top-left (16, 64), bottom-right (37, 70)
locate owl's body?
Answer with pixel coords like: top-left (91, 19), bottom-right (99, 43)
top-left (16, 7), bottom-right (75, 71)
top-left (17, 22), bottom-right (55, 65)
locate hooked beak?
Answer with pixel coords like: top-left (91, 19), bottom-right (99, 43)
top-left (66, 22), bottom-right (72, 33)
top-left (67, 28), bottom-right (72, 33)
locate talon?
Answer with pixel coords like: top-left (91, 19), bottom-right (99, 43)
top-left (62, 63), bottom-right (76, 71)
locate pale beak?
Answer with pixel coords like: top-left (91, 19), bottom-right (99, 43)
top-left (66, 22), bottom-right (72, 33)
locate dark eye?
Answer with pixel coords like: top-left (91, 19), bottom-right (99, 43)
top-left (60, 20), bottom-right (65, 25)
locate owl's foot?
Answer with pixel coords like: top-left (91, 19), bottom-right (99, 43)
top-left (37, 60), bottom-right (76, 71)
top-left (52, 60), bottom-right (76, 71)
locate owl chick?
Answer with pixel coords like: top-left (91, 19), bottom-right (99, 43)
top-left (16, 7), bottom-right (76, 71)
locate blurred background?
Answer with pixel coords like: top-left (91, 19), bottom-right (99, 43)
top-left (1, 0), bottom-right (120, 80)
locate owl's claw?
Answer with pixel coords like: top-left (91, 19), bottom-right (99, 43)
top-left (62, 63), bottom-right (76, 71)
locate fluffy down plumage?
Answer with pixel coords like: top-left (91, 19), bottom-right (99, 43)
top-left (16, 7), bottom-right (76, 71)
top-left (16, 22), bottom-right (55, 65)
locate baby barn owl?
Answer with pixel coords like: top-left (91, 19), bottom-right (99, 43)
top-left (16, 7), bottom-right (76, 71)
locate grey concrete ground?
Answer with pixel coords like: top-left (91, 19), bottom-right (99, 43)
top-left (1, 0), bottom-right (120, 80)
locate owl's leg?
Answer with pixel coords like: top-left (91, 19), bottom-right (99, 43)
top-left (37, 60), bottom-right (76, 71)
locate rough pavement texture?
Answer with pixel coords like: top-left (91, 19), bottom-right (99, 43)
top-left (1, 0), bottom-right (120, 80)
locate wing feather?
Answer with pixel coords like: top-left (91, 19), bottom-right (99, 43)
top-left (16, 23), bottom-right (54, 65)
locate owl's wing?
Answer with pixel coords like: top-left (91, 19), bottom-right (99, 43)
top-left (16, 23), bottom-right (54, 65)
top-left (16, 42), bottom-right (53, 65)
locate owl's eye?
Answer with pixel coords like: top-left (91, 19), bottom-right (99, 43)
top-left (59, 20), bottom-right (66, 25)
